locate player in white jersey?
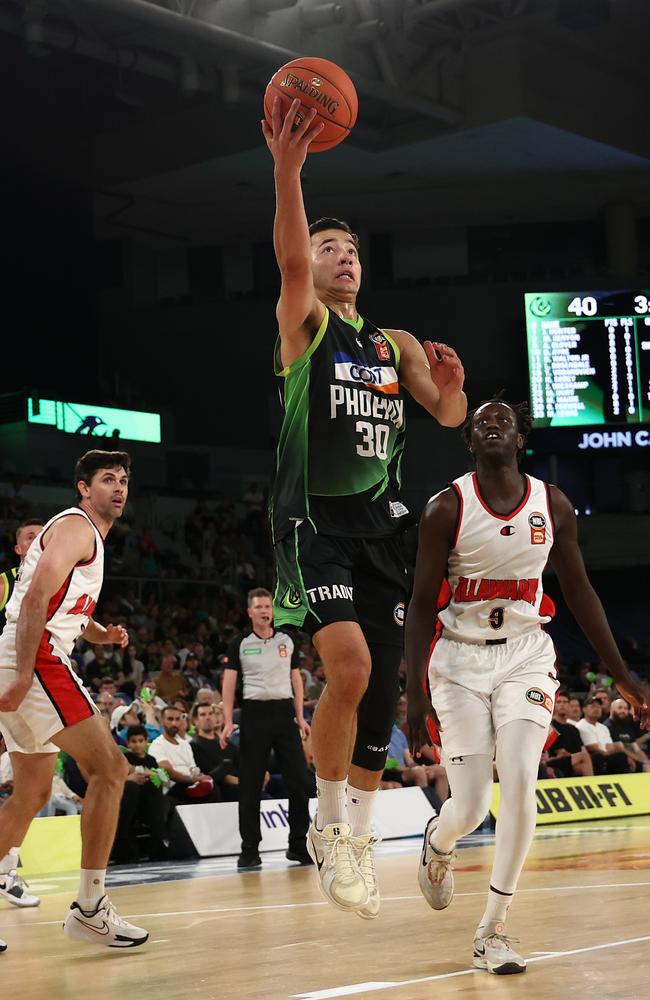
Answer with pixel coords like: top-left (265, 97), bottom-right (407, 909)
top-left (405, 399), bottom-right (649, 975)
top-left (0, 450), bottom-right (148, 951)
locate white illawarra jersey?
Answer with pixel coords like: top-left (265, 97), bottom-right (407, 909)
top-left (0, 508), bottom-right (104, 669)
top-left (436, 472), bottom-right (555, 643)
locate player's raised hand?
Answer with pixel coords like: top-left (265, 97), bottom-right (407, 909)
top-left (425, 341), bottom-right (465, 397)
top-left (261, 98), bottom-right (325, 172)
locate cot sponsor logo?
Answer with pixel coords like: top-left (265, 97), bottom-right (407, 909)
top-left (306, 583), bottom-right (353, 603)
top-left (278, 643), bottom-right (288, 658)
top-left (393, 601), bottom-right (405, 626)
top-left (333, 353), bottom-right (399, 395)
top-left (535, 780), bottom-right (632, 816)
top-left (526, 688), bottom-right (553, 713)
top-left (528, 511), bottom-right (546, 545)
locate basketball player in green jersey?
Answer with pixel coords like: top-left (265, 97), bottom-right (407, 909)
top-left (262, 98), bottom-right (467, 917)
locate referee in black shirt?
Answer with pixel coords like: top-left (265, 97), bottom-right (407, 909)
top-left (221, 587), bottom-right (315, 869)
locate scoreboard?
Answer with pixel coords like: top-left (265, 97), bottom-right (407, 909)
top-left (525, 290), bottom-right (650, 428)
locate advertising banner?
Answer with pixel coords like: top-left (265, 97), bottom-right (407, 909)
top-left (177, 786), bottom-right (432, 857)
top-left (491, 773), bottom-right (650, 825)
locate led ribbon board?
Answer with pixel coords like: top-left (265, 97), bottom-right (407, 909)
top-left (525, 291), bottom-right (650, 428)
top-left (28, 398), bottom-right (161, 443)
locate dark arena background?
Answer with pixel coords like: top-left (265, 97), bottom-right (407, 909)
top-left (0, 2), bottom-right (649, 998)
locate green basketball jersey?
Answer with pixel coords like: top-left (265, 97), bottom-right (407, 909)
top-left (270, 307), bottom-right (409, 541)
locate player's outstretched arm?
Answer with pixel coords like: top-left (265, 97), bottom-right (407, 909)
top-left (549, 486), bottom-right (649, 728)
top-left (405, 489), bottom-right (458, 755)
top-left (261, 98), bottom-right (325, 349)
top-left (386, 330), bottom-right (467, 426)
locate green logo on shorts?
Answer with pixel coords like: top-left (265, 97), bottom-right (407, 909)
top-left (280, 585), bottom-right (302, 609)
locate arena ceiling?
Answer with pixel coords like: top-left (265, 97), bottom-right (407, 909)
top-left (2, 0), bottom-right (650, 240)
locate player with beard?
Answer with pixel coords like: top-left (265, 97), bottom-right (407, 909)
top-left (0, 450), bottom-right (148, 951)
top-left (406, 398), bottom-right (649, 974)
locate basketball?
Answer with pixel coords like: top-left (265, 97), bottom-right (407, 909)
top-left (264, 57), bottom-right (358, 153)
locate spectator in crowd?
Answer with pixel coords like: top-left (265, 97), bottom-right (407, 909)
top-left (567, 697), bottom-right (583, 723)
top-left (221, 588), bottom-right (313, 870)
top-left (110, 704), bottom-right (142, 745)
top-left (122, 644), bottom-right (145, 691)
top-left (605, 699), bottom-right (650, 771)
top-left (182, 653), bottom-right (209, 701)
top-left (148, 707), bottom-right (218, 803)
top-left (111, 725), bottom-right (169, 864)
top-left (190, 704), bottom-right (239, 800)
top-left (543, 691), bottom-right (593, 778)
top-left (0, 519), bottom-right (43, 632)
top-left (170, 699), bottom-right (191, 741)
top-left (576, 698), bottom-right (630, 774)
top-left (593, 686), bottom-right (613, 716)
top-left (153, 654), bottom-right (189, 704)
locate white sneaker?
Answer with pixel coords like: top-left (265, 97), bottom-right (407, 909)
top-left (473, 920), bottom-right (526, 975)
top-left (63, 895), bottom-right (148, 948)
top-left (351, 832), bottom-right (381, 920)
top-left (418, 815), bottom-right (455, 910)
top-left (0, 871), bottom-right (40, 908)
top-left (307, 820), bottom-right (368, 912)
top-left (0, 938), bottom-right (6, 953)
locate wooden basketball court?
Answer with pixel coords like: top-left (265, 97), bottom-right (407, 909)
top-left (2, 818), bottom-right (649, 999)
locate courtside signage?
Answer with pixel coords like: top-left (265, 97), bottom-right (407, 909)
top-left (178, 787), bottom-right (432, 856)
top-left (491, 773), bottom-right (650, 824)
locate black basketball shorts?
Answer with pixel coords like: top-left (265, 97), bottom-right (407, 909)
top-left (273, 519), bottom-right (408, 648)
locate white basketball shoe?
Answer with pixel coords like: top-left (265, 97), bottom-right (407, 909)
top-left (351, 831), bottom-right (381, 919)
top-left (0, 871), bottom-right (40, 908)
top-left (63, 895), bottom-right (148, 948)
top-left (0, 938), bottom-right (6, 953)
top-left (473, 920), bottom-right (526, 974)
top-left (418, 815), bottom-right (455, 910)
top-left (307, 820), bottom-right (368, 912)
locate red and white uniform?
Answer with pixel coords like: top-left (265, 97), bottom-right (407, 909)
top-left (0, 508), bottom-right (102, 754)
top-left (427, 473), bottom-right (559, 758)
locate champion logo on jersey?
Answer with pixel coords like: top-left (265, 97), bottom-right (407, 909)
top-left (333, 352), bottom-right (399, 395)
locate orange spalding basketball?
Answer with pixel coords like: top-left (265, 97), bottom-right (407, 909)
top-left (264, 57), bottom-right (358, 153)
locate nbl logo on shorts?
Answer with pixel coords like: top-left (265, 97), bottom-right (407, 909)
top-left (526, 688), bottom-right (553, 714)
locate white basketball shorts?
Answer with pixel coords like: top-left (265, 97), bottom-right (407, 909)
top-left (427, 629), bottom-right (558, 758)
top-left (0, 658), bottom-right (98, 755)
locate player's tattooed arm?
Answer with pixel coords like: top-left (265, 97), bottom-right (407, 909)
top-left (387, 330), bottom-right (467, 426)
top-left (405, 488), bottom-right (458, 756)
top-left (549, 486), bottom-right (649, 729)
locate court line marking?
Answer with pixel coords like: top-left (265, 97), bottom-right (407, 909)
top-left (5, 879), bottom-right (650, 928)
top-left (291, 934), bottom-right (650, 998)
